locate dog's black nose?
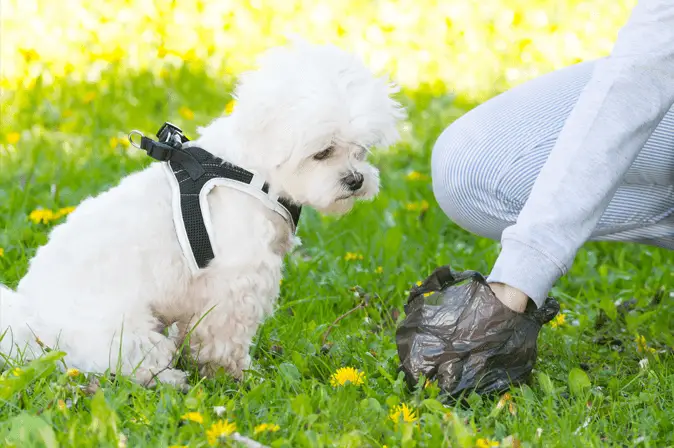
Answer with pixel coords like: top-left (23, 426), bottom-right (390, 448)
top-left (343, 172), bottom-right (364, 191)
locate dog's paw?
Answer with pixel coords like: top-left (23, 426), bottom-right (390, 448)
top-left (132, 367), bottom-right (188, 388)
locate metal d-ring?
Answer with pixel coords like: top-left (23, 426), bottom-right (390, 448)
top-left (128, 130), bottom-right (144, 149)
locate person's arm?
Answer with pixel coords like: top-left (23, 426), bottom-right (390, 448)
top-left (488, 0), bottom-right (674, 311)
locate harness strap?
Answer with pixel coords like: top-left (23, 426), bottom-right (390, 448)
top-left (132, 122), bottom-right (302, 271)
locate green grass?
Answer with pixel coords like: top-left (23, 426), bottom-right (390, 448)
top-left (1, 64), bottom-right (673, 448)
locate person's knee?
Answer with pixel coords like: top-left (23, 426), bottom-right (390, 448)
top-left (431, 121), bottom-right (507, 240)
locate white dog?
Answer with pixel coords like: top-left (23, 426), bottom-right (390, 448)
top-left (0, 40), bottom-right (405, 386)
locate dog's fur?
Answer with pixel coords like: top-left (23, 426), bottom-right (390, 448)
top-left (0, 40), bottom-right (404, 386)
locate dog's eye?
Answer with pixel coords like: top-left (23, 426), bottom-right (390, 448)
top-left (313, 146), bottom-right (334, 161)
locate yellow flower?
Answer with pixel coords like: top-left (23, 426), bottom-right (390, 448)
top-left (406, 171), bottom-right (429, 181)
top-left (389, 403), bottom-right (417, 424)
top-left (66, 368), bottom-right (80, 377)
top-left (375, 266), bottom-right (384, 274)
top-left (109, 137), bottom-right (119, 148)
top-left (55, 206), bottom-right (76, 220)
top-left (11, 367), bottom-right (22, 377)
top-left (6, 132), bottom-right (20, 144)
top-left (179, 106), bottom-right (195, 120)
top-left (635, 334), bottom-right (657, 354)
top-left (550, 313), bottom-right (566, 328)
top-left (181, 412), bottom-right (204, 424)
top-left (344, 252), bottom-right (364, 261)
top-left (206, 420), bottom-right (237, 446)
top-left (330, 367), bottom-right (365, 387)
top-left (83, 91), bottom-right (97, 104)
top-left (0, 248), bottom-right (4, 257)
top-left (225, 100), bottom-right (236, 115)
top-left (254, 423), bottom-right (280, 434)
top-left (475, 438), bottom-right (500, 448)
top-left (405, 200), bottom-right (430, 212)
top-left (19, 48), bottom-right (39, 63)
top-left (57, 400), bottom-right (67, 411)
top-left (28, 209), bottom-right (55, 224)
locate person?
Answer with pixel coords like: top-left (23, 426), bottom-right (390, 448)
top-left (431, 0), bottom-right (674, 314)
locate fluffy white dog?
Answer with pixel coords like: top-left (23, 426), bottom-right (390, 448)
top-left (0, 40), bottom-right (405, 386)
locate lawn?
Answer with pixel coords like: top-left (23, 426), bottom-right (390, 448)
top-left (1, 2), bottom-right (673, 444)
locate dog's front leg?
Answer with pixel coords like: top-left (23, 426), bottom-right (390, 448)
top-left (188, 276), bottom-right (275, 380)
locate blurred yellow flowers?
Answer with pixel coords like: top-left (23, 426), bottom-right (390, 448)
top-left (406, 171), bottom-right (429, 181)
top-left (330, 367), bottom-right (365, 387)
top-left (179, 106), bottom-right (195, 120)
top-left (476, 438), bottom-right (500, 448)
top-left (254, 423), bottom-right (280, 434)
top-left (66, 368), bottom-right (80, 377)
top-left (29, 206), bottom-right (76, 225)
top-left (6, 132), bottom-right (20, 144)
top-left (206, 420), bottom-right (236, 446)
top-left (389, 402), bottom-right (417, 424)
top-left (0, 248), bottom-right (4, 257)
top-left (405, 200), bottom-right (429, 212)
top-left (550, 313), bottom-right (566, 328)
top-left (636, 334), bottom-right (656, 355)
top-left (181, 412), bottom-right (204, 424)
top-left (344, 252), bottom-right (364, 261)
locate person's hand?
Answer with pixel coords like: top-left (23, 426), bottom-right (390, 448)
top-left (488, 282), bottom-right (529, 312)
top-left (396, 265), bottom-right (559, 399)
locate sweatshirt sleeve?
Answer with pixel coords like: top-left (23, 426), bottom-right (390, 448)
top-left (488, 0), bottom-right (674, 307)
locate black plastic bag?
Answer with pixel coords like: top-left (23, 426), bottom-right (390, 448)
top-left (396, 265), bottom-right (559, 399)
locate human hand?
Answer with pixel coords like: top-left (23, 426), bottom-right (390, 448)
top-left (488, 282), bottom-right (529, 313)
top-left (396, 265), bottom-right (559, 400)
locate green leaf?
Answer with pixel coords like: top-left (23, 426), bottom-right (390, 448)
top-left (599, 296), bottom-right (617, 321)
top-left (421, 398), bottom-right (450, 415)
top-left (537, 372), bottom-right (555, 396)
top-left (279, 362), bottom-right (301, 384)
top-left (568, 368), bottom-right (591, 396)
top-left (291, 393), bottom-right (312, 417)
top-left (6, 413), bottom-right (58, 448)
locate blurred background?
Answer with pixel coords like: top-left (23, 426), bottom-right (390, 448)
top-left (3, 0), bottom-right (635, 101)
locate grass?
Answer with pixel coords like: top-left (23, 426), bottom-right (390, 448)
top-left (1, 63), bottom-right (673, 448)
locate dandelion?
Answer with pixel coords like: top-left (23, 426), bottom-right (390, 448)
top-left (344, 252), bottom-right (364, 261)
top-left (254, 423), bottom-right (280, 434)
top-left (330, 367), bottom-right (365, 387)
top-left (635, 334), bottom-right (656, 355)
top-left (6, 132), bottom-right (20, 144)
top-left (406, 171), bottom-right (429, 181)
top-left (29, 209), bottom-right (56, 224)
top-left (375, 266), bottom-right (384, 274)
top-left (415, 281), bottom-right (433, 297)
top-left (179, 106), bottom-right (195, 120)
top-left (66, 368), bottom-right (80, 377)
top-left (83, 92), bottom-right (97, 104)
top-left (57, 400), bottom-right (67, 411)
top-left (55, 206), bottom-right (76, 219)
top-left (0, 248), bottom-right (4, 257)
top-left (550, 313), bottom-right (565, 328)
top-left (181, 412), bottom-right (204, 424)
top-left (405, 200), bottom-right (430, 212)
top-left (11, 367), bottom-right (22, 377)
top-left (389, 403), bottom-right (417, 424)
top-left (475, 438), bottom-right (500, 448)
top-left (496, 392), bottom-right (516, 415)
top-left (206, 420), bottom-right (237, 446)
top-left (225, 100), bottom-right (236, 115)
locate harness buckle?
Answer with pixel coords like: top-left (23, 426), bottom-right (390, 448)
top-left (157, 122), bottom-right (188, 148)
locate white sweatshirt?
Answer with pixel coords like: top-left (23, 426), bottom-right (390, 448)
top-left (488, 0), bottom-right (674, 306)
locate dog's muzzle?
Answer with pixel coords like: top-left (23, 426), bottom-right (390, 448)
top-left (342, 172), bottom-right (364, 191)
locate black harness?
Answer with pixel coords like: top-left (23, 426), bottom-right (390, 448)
top-left (129, 122), bottom-right (301, 271)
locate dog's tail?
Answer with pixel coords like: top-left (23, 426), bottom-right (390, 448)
top-left (0, 285), bottom-right (33, 359)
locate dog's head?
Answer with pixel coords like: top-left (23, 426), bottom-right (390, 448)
top-left (209, 39), bottom-right (405, 215)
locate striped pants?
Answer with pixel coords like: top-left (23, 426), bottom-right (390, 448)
top-left (431, 59), bottom-right (674, 249)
